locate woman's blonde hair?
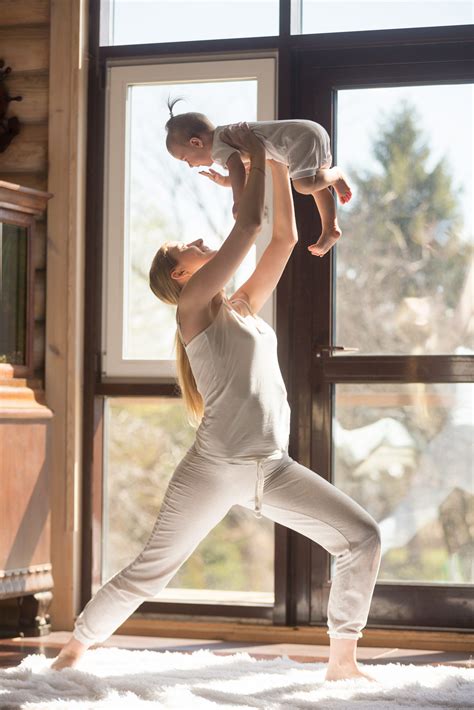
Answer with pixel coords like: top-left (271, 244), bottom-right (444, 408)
top-left (149, 243), bottom-right (204, 426)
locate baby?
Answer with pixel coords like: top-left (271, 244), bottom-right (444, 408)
top-left (165, 100), bottom-right (352, 257)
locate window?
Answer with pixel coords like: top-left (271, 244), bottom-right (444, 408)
top-left (102, 58), bottom-right (276, 378)
top-left (87, 0), bottom-right (473, 628)
top-left (295, 49), bottom-right (473, 630)
top-left (98, 56), bottom-right (278, 608)
top-left (335, 83), bottom-right (473, 355)
top-left (102, 397), bottom-right (274, 604)
top-left (301, 0), bottom-right (473, 35)
top-left (333, 383), bottom-right (473, 584)
top-left (101, 0), bottom-right (280, 46)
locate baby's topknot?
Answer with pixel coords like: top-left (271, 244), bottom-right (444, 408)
top-left (165, 97), bottom-right (214, 147)
top-left (167, 95), bottom-right (183, 119)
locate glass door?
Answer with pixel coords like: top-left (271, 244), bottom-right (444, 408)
top-left (298, 67), bottom-right (473, 629)
top-left (97, 57), bottom-right (278, 614)
top-left (334, 84), bottom-right (473, 586)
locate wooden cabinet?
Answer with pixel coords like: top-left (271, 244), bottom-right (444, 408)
top-left (0, 180), bottom-right (53, 636)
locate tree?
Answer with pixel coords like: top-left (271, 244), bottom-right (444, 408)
top-left (334, 104), bottom-right (473, 583)
top-left (337, 102), bottom-right (470, 355)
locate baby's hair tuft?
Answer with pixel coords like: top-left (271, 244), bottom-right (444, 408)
top-left (167, 95), bottom-right (184, 119)
top-left (165, 97), bottom-right (214, 150)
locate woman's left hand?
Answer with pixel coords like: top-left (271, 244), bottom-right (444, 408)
top-left (220, 122), bottom-right (265, 161)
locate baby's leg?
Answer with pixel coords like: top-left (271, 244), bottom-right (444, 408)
top-left (308, 188), bottom-right (342, 257)
top-left (293, 167), bottom-right (352, 204)
top-left (293, 169), bottom-right (351, 257)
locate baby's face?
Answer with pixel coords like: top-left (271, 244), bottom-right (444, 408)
top-left (171, 138), bottom-right (213, 168)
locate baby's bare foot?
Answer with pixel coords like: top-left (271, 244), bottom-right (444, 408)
top-left (325, 664), bottom-right (378, 683)
top-left (308, 227), bottom-right (342, 257)
top-left (334, 174), bottom-right (352, 204)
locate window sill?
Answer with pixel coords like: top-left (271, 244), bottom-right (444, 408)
top-left (153, 589), bottom-right (274, 606)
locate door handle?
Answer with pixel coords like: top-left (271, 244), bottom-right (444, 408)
top-left (314, 345), bottom-right (359, 357)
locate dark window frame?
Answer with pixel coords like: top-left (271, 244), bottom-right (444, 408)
top-left (293, 43), bottom-right (474, 630)
top-left (83, 0), bottom-right (474, 627)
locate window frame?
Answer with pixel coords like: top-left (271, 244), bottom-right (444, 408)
top-left (294, 49), bottom-right (474, 631)
top-left (83, 0), bottom-right (474, 628)
top-left (102, 57), bottom-right (276, 379)
top-left (100, 0), bottom-right (473, 46)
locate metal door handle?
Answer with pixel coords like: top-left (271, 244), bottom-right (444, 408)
top-left (314, 345), bottom-right (359, 356)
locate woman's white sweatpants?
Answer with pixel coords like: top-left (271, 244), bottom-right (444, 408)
top-left (74, 445), bottom-right (381, 645)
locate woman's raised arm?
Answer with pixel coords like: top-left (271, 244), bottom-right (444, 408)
top-left (229, 160), bottom-right (298, 315)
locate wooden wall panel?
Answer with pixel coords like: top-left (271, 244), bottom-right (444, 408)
top-left (0, 173), bottom-right (49, 192)
top-left (33, 321), bottom-right (45, 372)
top-left (0, 2), bottom-right (51, 384)
top-left (0, 0), bottom-right (50, 26)
top-left (4, 74), bottom-right (49, 124)
top-left (0, 27), bottom-right (49, 73)
top-left (0, 124), bottom-right (48, 173)
top-left (34, 270), bottom-right (46, 321)
top-left (46, 0), bottom-right (88, 629)
top-left (33, 221), bottom-right (47, 270)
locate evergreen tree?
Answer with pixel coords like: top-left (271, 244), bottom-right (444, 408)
top-left (337, 102), bottom-right (470, 354)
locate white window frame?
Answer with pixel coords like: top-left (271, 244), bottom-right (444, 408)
top-left (102, 57), bottom-right (277, 379)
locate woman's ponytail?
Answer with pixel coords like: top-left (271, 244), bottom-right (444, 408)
top-left (175, 330), bottom-right (204, 426)
top-left (149, 244), bottom-right (204, 427)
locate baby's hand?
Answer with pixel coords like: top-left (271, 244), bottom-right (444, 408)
top-left (199, 168), bottom-right (231, 187)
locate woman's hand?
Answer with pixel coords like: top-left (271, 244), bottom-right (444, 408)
top-left (220, 122), bottom-right (265, 163)
top-left (199, 168), bottom-right (231, 187)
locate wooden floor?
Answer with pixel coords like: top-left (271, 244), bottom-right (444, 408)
top-left (0, 631), bottom-right (472, 670)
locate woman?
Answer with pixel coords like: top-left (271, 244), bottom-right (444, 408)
top-left (53, 124), bottom-right (381, 682)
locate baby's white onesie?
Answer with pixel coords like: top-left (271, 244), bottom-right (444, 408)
top-left (211, 119), bottom-right (332, 179)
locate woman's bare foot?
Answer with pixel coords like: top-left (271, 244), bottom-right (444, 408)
top-left (334, 174), bottom-right (352, 204)
top-left (325, 663), bottom-right (378, 682)
top-left (51, 636), bottom-right (87, 671)
top-left (324, 636), bottom-right (378, 683)
top-left (51, 652), bottom-right (81, 671)
top-left (308, 226), bottom-right (342, 257)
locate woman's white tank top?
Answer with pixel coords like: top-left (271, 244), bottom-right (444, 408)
top-left (177, 295), bottom-right (291, 462)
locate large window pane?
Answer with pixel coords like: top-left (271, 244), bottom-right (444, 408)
top-left (102, 1), bottom-right (279, 46)
top-left (302, 0), bottom-right (473, 35)
top-left (333, 383), bottom-right (473, 583)
top-left (102, 398), bottom-right (274, 603)
top-left (103, 59), bottom-right (275, 378)
top-left (126, 80), bottom-right (258, 361)
top-left (335, 84), bottom-right (473, 355)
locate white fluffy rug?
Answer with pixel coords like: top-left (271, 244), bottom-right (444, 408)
top-left (0, 648), bottom-right (473, 710)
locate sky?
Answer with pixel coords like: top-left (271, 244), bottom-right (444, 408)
top-left (105, 0), bottom-right (473, 44)
top-left (337, 84), bottom-right (473, 239)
